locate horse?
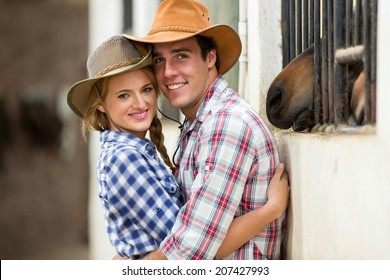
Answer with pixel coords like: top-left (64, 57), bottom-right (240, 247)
top-left (266, 45), bottom-right (365, 131)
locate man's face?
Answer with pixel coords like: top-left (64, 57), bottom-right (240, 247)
top-left (152, 37), bottom-right (217, 119)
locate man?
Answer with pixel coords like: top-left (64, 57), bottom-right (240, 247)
top-left (124, 0), bottom-right (287, 260)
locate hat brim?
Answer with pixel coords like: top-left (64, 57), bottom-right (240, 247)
top-left (124, 24), bottom-right (242, 75)
top-left (67, 50), bottom-right (152, 119)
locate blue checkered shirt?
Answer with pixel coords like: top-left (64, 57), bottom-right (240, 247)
top-left (97, 130), bottom-right (183, 259)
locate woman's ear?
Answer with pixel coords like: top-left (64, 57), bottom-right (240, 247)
top-left (97, 104), bottom-right (106, 113)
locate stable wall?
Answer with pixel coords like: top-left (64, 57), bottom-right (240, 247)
top-left (278, 131), bottom-right (390, 259)
top-left (252, 0), bottom-right (390, 259)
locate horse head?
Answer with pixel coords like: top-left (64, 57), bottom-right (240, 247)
top-left (266, 45), bottom-right (364, 131)
top-left (266, 46), bottom-right (315, 131)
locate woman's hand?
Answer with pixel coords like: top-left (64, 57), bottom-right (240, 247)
top-left (112, 254), bottom-right (131, 260)
top-left (266, 163), bottom-right (290, 219)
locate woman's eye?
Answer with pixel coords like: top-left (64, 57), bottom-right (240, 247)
top-left (142, 87), bottom-right (154, 94)
top-left (118, 93), bottom-right (128, 99)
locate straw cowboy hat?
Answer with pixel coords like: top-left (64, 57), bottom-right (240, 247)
top-left (123, 0), bottom-right (242, 75)
top-left (67, 35), bottom-right (152, 118)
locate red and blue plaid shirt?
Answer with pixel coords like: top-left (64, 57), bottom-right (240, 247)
top-left (160, 76), bottom-right (286, 260)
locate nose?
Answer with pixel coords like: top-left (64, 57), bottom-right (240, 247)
top-left (132, 93), bottom-right (146, 108)
top-left (163, 60), bottom-right (178, 79)
top-left (266, 82), bottom-right (293, 129)
top-left (266, 83), bottom-right (284, 116)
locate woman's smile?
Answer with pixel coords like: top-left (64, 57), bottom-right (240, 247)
top-left (129, 109), bottom-right (149, 120)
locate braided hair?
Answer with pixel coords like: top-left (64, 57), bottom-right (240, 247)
top-left (141, 67), bottom-right (175, 173)
top-left (149, 114), bottom-right (175, 173)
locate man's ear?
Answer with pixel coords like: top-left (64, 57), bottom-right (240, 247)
top-left (97, 104), bottom-right (106, 113)
top-left (207, 49), bottom-right (217, 68)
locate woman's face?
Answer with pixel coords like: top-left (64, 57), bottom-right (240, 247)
top-left (98, 69), bottom-right (157, 139)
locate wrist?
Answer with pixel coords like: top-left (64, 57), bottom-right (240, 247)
top-left (264, 200), bottom-right (282, 221)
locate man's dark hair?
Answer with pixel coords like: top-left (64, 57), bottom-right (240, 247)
top-left (195, 35), bottom-right (220, 72)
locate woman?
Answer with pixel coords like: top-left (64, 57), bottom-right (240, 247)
top-left (67, 35), bottom-right (289, 259)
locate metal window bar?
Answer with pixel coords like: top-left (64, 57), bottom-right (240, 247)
top-left (313, 0), bottom-right (321, 124)
top-left (282, 0), bottom-right (291, 66)
top-left (370, 0), bottom-right (377, 123)
top-left (321, 0), bottom-right (329, 123)
top-left (303, 0), bottom-right (309, 49)
top-left (289, 0), bottom-right (296, 60)
top-left (281, 0), bottom-right (377, 129)
top-left (333, 0), bottom-right (348, 125)
top-left (309, 0), bottom-right (315, 46)
top-left (296, 0), bottom-right (303, 55)
top-left (354, 0), bottom-right (362, 45)
top-left (327, 0), bottom-right (334, 123)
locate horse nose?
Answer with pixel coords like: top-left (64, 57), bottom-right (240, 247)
top-left (266, 84), bottom-right (284, 115)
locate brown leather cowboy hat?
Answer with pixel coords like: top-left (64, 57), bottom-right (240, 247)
top-left (123, 0), bottom-right (242, 75)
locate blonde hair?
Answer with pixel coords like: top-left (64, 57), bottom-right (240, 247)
top-left (82, 66), bottom-right (175, 172)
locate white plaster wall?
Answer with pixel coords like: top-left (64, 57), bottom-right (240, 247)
top-left (253, 0), bottom-right (390, 259)
top-left (131, 0), bottom-right (160, 36)
top-left (88, 0), bottom-right (123, 260)
top-left (278, 131), bottom-right (390, 259)
top-left (247, 0), bottom-right (283, 121)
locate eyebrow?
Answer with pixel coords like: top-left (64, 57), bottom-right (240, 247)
top-left (141, 82), bottom-right (155, 89)
top-left (153, 47), bottom-right (192, 57)
top-left (114, 82), bottom-right (154, 95)
top-left (114, 89), bottom-right (132, 95)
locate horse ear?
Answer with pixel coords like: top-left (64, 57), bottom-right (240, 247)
top-left (351, 71), bottom-right (365, 125)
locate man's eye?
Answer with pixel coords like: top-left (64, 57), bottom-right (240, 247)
top-left (177, 54), bottom-right (188, 60)
top-left (153, 57), bottom-right (163, 64)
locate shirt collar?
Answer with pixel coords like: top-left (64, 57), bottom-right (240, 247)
top-left (182, 75), bottom-right (228, 132)
top-left (100, 130), bottom-right (155, 157)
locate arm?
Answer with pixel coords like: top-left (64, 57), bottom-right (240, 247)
top-left (135, 165), bottom-right (288, 260)
top-left (215, 163), bottom-right (290, 259)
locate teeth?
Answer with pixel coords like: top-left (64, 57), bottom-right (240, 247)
top-left (168, 83), bottom-right (185, 90)
top-left (131, 111), bottom-right (147, 117)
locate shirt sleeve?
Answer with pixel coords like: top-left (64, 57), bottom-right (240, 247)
top-left (100, 147), bottom-right (180, 259)
top-left (160, 112), bottom-right (259, 259)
